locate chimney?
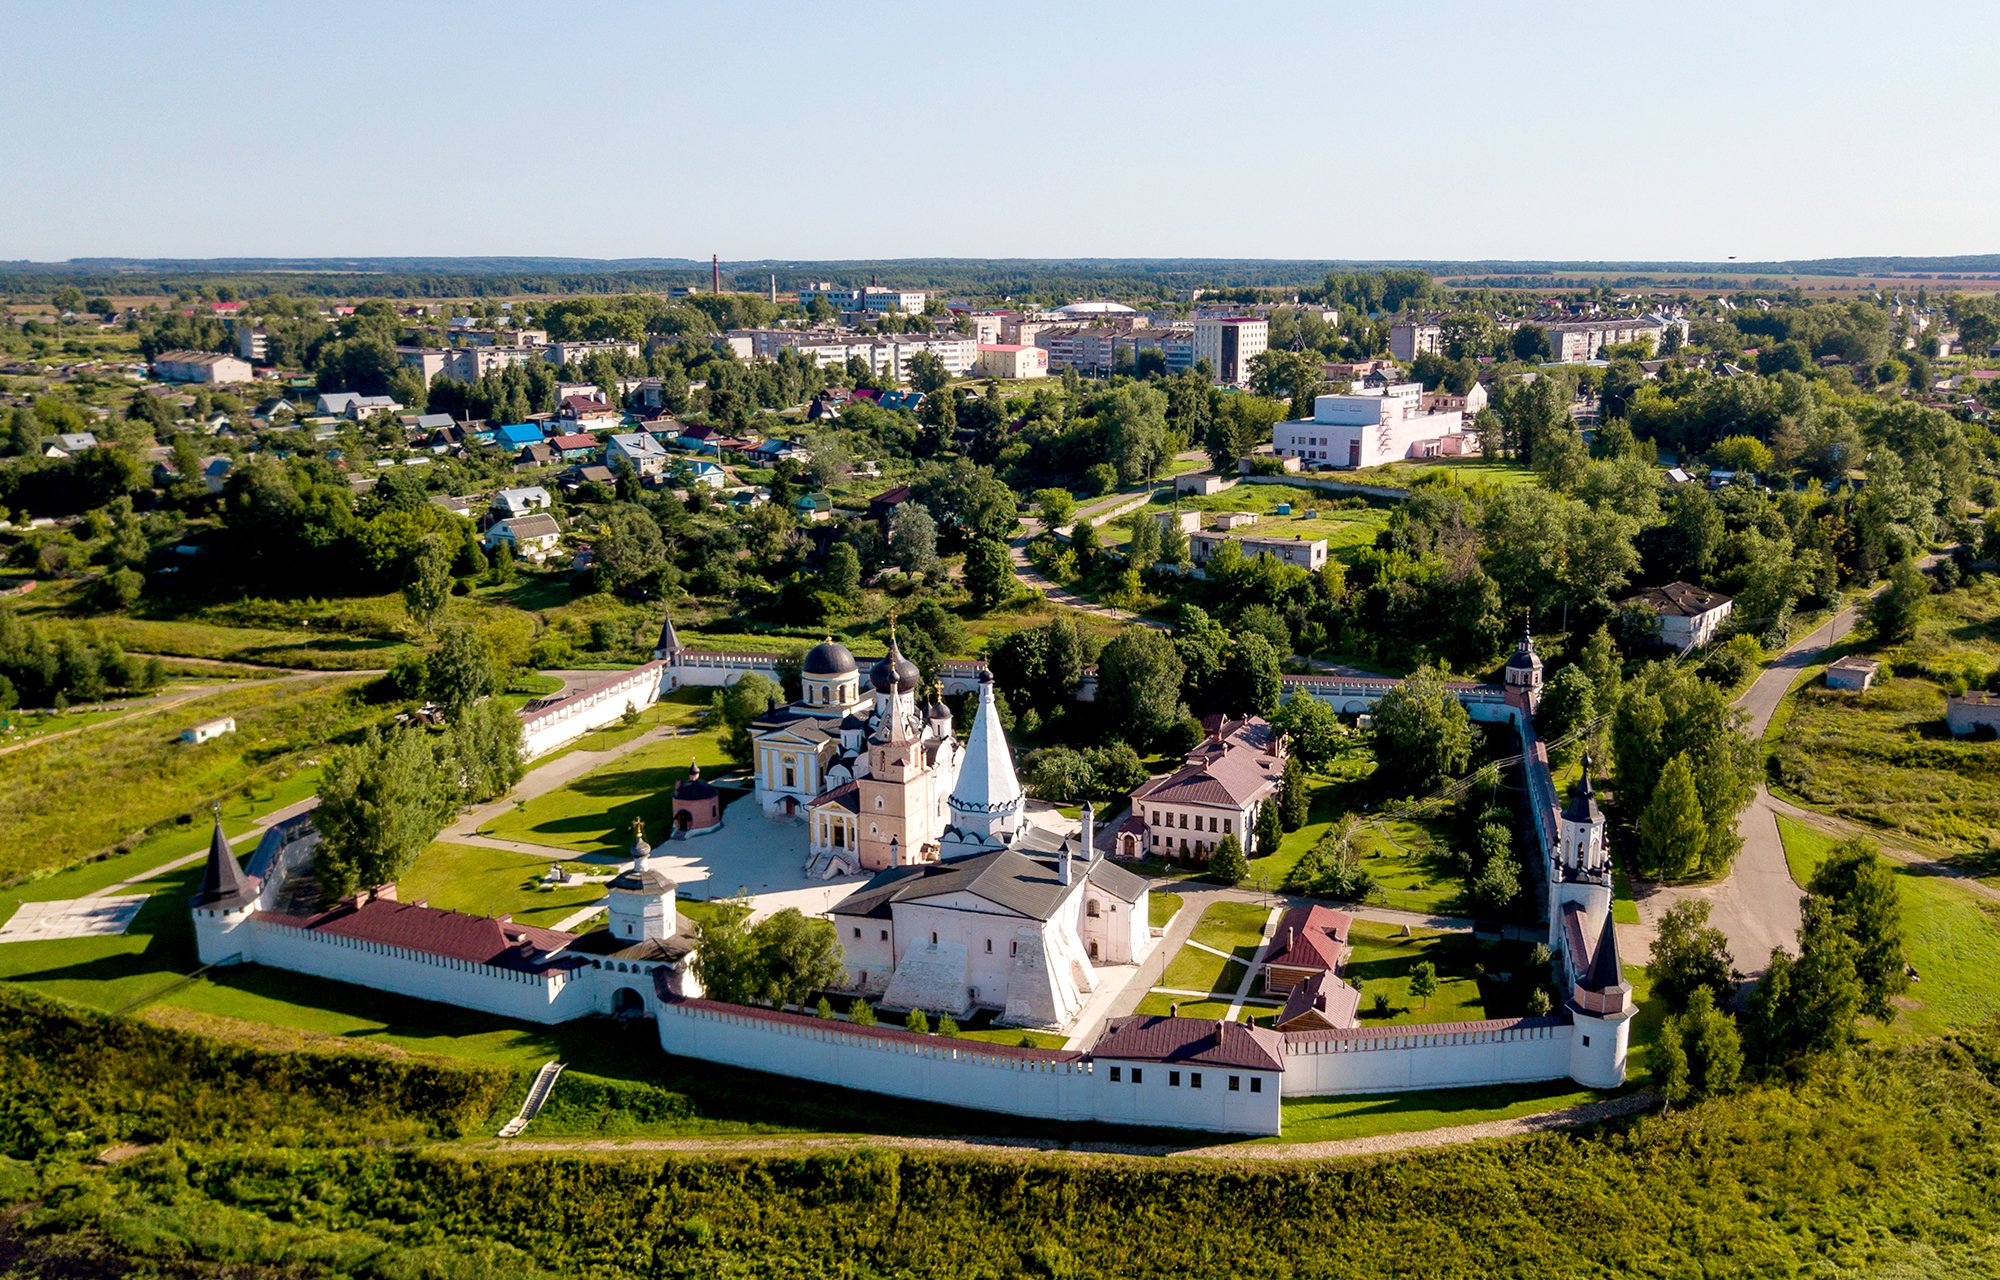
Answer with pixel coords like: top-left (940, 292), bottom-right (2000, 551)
top-left (1287, 926), bottom-right (1296, 951)
top-left (712, 254), bottom-right (721, 294)
top-left (1059, 841), bottom-right (1072, 886)
top-left (768, 273), bottom-right (777, 305)
top-left (1169, 1002), bottom-right (1179, 1018)
top-left (1082, 802), bottom-right (1095, 864)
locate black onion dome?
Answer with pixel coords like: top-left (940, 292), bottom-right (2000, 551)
top-left (870, 643), bottom-right (920, 693)
top-left (803, 640), bottom-right (858, 676)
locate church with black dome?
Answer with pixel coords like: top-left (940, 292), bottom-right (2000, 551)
top-left (747, 628), bottom-right (964, 879)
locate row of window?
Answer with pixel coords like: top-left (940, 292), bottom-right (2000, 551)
top-left (1105, 1066), bottom-right (1262, 1093)
top-left (1148, 809), bottom-right (1231, 834)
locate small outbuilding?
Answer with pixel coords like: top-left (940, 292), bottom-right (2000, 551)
top-left (181, 717), bottom-right (237, 744)
top-left (1946, 691), bottom-right (2000, 738)
top-left (1824, 656), bottom-right (1880, 692)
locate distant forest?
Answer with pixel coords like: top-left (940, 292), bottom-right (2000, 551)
top-left (2, 254), bottom-right (1996, 302)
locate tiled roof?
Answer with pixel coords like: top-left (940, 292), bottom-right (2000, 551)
top-left (1277, 969), bottom-right (1360, 1030)
top-left (1130, 719), bottom-right (1283, 810)
top-left (261, 897), bottom-right (579, 971)
top-left (1623, 581), bottom-right (1731, 618)
top-left (1091, 1015), bottom-right (1284, 1072)
top-left (1266, 904), bottom-right (1351, 973)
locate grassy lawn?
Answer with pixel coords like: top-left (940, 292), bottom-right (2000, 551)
top-left (1148, 891), bottom-right (1183, 929)
top-left (1133, 993), bottom-right (1238, 1020)
top-left (0, 676), bottom-right (378, 887)
top-left (399, 842), bottom-right (604, 930)
top-left (1354, 457), bottom-right (1542, 490)
top-left (529, 688), bottom-right (714, 764)
top-left (1107, 483), bottom-right (1392, 565)
top-left (83, 615), bottom-right (411, 670)
top-left (480, 724), bottom-right (735, 856)
top-left (1267, 1079), bottom-right (1604, 1145)
top-left (1768, 577), bottom-right (2000, 855)
top-left (1344, 920), bottom-right (1542, 1025)
top-left (1776, 815), bottom-right (2000, 1041)
top-left (1348, 814), bottom-right (1464, 916)
top-left (1159, 950), bottom-right (1249, 998)
top-left (1189, 899), bottom-right (1273, 953)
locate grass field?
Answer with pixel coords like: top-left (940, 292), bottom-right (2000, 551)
top-left (1775, 815), bottom-right (2000, 1042)
top-left (1106, 483), bottom-right (1392, 563)
top-left (1351, 457), bottom-right (1542, 490)
top-left (81, 615), bottom-right (411, 670)
top-left (1269, 1078), bottom-right (1603, 1144)
top-left (1769, 578), bottom-right (2000, 854)
top-left (399, 842), bottom-right (604, 929)
top-left (0, 675), bottom-right (378, 887)
top-left (481, 722), bottom-right (735, 856)
top-left (1344, 920), bottom-right (1540, 1025)
top-left (1148, 891), bottom-right (1183, 928)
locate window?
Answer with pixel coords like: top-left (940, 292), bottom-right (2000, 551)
top-left (1228, 1076), bottom-right (1240, 1092)
top-left (1169, 1071), bottom-right (1180, 1087)
top-left (1086, 900), bottom-right (1100, 918)
top-left (879, 929), bottom-right (888, 941)
top-left (1109, 1066), bottom-right (1122, 1082)
top-left (1191, 1073), bottom-right (1202, 1089)
top-left (930, 931), bottom-right (938, 945)
top-left (852, 927), bottom-right (860, 939)
top-left (1131, 1068), bottom-right (1142, 1084)
top-left (985, 939), bottom-right (992, 953)
top-left (1223, 819), bottom-right (1232, 834)
top-left (1250, 1077), bottom-right (1262, 1093)
top-left (1581, 1034), bottom-right (1591, 1047)
top-left (1178, 813), bottom-right (1187, 829)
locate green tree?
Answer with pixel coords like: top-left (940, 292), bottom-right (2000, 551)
top-left (1208, 834), bottom-right (1248, 886)
top-left (1710, 435), bottom-right (1774, 475)
top-left (1272, 694), bottom-right (1342, 770)
top-left (1095, 626), bottom-right (1186, 749)
top-left (1278, 756), bottom-right (1311, 830)
top-left (452, 698), bottom-right (525, 804)
top-left (1636, 752), bottom-right (1708, 880)
top-left (904, 1007), bottom-right (932, 1034)
top-left (1806, 839), bottom-right (1907, 1019)
top-left (847, 998), bottom-right (877, 1026)
top-left (1229, 632), bottom-right (1283, 717)
top-left (1611, 663), bottom-right (1757, 876)
top-left (889, 503), bottom-right (942, 580)
top-left (1469, 824), bottom-right (1521, 912)
top-left (1658, 986), bottom-right (1744, 1107)
top-left (711, 673), bottom-right (784, 765)
top-left (401, 535), bottom-right (454, 632)
top-left (1746, 898), bottom-right (1863, 1070)
top-left (1368, 665), bottom-right (1473, 795)
top-left (1409, 961), bottom-right (1439, 1008)
top-left (1867, 558), bottom-right (1928, 645)
top-left (1254, 798), bottom-right (1283, 857)
top-left (594, 504), bottom-right (666, 594)
top-left (426, 622), bottom-right (498, 720)
top-left (964, 537), bottom-right (1015, 611)
top-left (1033, 488), bottom-right (1076, 530)
top-left (691, 910), bottom-right (760, 1005)
top-left (1649, 899), bottom-right (1735, 1014)
top-left (313, 727), bottom-right (457, 899)
top-left (1023, 747), bottom-right (1096, 802)
top-left (1537, 666), bottom-right (1596, 763)
top-left (823, 542), bottom-right (862, 597)
top-left (750, 908), bottom-right (845, 1011)
top-left (936, 1014), bottom-right (960, 1037)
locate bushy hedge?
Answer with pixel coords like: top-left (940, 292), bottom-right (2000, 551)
top-left (0, 988), bottom-right (512, 1159)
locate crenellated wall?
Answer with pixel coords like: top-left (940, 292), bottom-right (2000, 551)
top-left (1282, 1016), bottom-right (1573, 1096)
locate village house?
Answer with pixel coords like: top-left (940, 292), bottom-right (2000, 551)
top-left (483, 513), bottom-right (562, 561)
top-left (1189, 530), bottom-right (1329, 573)
top-left (490, 485), bottom-right (552, 519)
top-left (1621, 581), bottom-right (1734, 652)
top-left (608, 432), bottom-right (671, 478)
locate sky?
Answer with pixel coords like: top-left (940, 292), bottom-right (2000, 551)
top-left (3, 0), bottom-right (1997, 264)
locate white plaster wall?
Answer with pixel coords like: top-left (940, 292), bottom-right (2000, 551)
top-left (520, 665), bottom-right (664, 759)
top-left (239, 921), bottom-right (592, 1024)
top-left (1282, 1022), bottom-right (1573, 1096)
top-left (655, 1002), bottom-right (1282, 1135)
top-left (1091, 1060), bottom-right (1282, 1134)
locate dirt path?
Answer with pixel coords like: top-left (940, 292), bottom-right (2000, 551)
top-left (0, 669), bottom-right (343, 760)
top-left (486, 1090), bottom-right (1655, 1163)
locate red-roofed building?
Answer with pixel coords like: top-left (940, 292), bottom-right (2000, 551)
top-left (1263, 904), bottom-right (1352, 994)
top-left (1117, 716), bottom-right (1285, 865)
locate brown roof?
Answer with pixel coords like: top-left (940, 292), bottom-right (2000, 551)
top-left (1277, 969), bottom-right (1360, 1031)
top-left (1623, 580), bottom-right (1731, 618)
top-left (1265, 904), bottom-right (1352, 973)
top-left (1131, 719), bottom-right (1284, 810)
top-left (1091, 1015), bottom-right (1285, 1071)
top-left (261, 897), bottom-right (579, 970)
top-left (1282, 1013), bottom-right (1571, 1045)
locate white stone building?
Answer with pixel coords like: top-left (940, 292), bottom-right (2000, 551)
top-left (1117, 717), bottom-right (1286, 864)
top-left (1191, 316), bottom-right (1268, 386)
top-left (1274, 383), bottom-right (1472, 469)
top-left (1621, 581), bottom-right (1733, 652)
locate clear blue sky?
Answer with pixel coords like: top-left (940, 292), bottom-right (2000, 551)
top-left (4, 0), bottom-right (1996, 263)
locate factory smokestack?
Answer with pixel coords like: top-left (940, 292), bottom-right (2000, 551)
top-left (712, 254), bottom-right (720, 294)
top-left (769, 273), bottom-right (777, 305)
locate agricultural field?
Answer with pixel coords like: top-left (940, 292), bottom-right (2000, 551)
top-left (1776, 815), bottom-right (2000, 1041)
top-left (1768, 577), bottom-right (2000, 855)
top-left (0, 674), bottom-right (378, 886)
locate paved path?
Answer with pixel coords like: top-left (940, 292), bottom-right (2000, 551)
top-left (440, 720), bottom-right (697, 856)
top-left (492, 1089), bottom-right (1657, 1163)
top-left (81, 796), bottom-right (323, 901)
top-left (1625, 556), bottom-right (1954, 973)
top-left (1221, 907), bottom-right (1282, 1021)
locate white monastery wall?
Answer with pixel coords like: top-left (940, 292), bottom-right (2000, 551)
top-left (519, 662), bottom-right (666, 758)
top-left (1282, 1019), bottom-right (1572, 1096)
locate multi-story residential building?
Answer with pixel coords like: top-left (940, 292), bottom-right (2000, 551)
top-left (544, 338), bottom-right (644, 367)
top-left (1540, 317), bottom-right (1666, 362)
top-left (719, 330), bottom-right (977, 381)
top-left (153, 350), bottom-right (254, 384)
top-left (1273, 383), bottom-right (1471, 469)
top-left (1188, 530), bottom-right (1329, 573)
top-left (234, 326), bottom-right (268, 362)
top-left (1035, 326), bottom-right (1120, 374)
top-left (975, 344), bottom-right (1049, 379)
top-left (1389, 319), bottom-right (1445, 362)
top-left (1190, 317), bottom-right (1267, 385)
top-left (1120, 327), bottom-right (1195, 374)
top-left (398, 344), bottom-right (544, 384)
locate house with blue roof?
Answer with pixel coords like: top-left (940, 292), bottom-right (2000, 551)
top-left (491, 423), bottom-right (544, 450)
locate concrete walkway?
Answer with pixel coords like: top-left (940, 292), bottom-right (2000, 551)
top-left (1221, 907), bottom-right (1283, 1021)
top-left (81, 795), bottom-right (323, 901)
